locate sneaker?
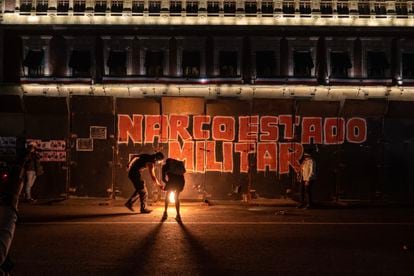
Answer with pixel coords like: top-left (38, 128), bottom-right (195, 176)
top-left (124, 202), bottom-right (135, 212)
top-left (175, 214), bottom-right (182, 223)
top-left (140, 208), bottom-right (152, 214)
top-left (161, 212), bottom-right (168, 221)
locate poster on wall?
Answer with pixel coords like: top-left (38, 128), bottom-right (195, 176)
top-left (0, 137), bottom-right (17, 161)
top-left (90, 126), bottom-right (107, 140)
top-left (26, 139), bottom-right (67, 162)
top-left (76, 138), bottom-right (94, 152)
top-left (0, 137), bottom-right (17, 148)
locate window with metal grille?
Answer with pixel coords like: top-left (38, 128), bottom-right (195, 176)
top-left (337, 0), bottom-right (349, 14)
top-left (299, 1), bottom-right (311, 14)
top-left (73, 0), bottom-right (86, 13)
top-left (95, 0), bottom-right (107, 13)
top-left (330, 51), bottom-right (352, 78)
top-left (256, 51), bottom-right (276, 77)
top-left (149, 1), bottom-right (161, 13)
top-left (107, 50), bottom-right (127, 76)
top-left (186, 1), bottom-right (198, 14)
top-left (111, 0), bottom-right (123, 13)
top-left (293, 51), bottom-right (314, 77)
top-left (20, 0), bottom-right (32, 13)
top-left (219, 51), bottom-right (238, 77)
top-left (145, 51), bottom-right (164, 77)
top-left (36, 0), bottom-right (48, 14)
top-left (245, 2), bottom-right (257, 14)
top-left (170, 1), bottom-right (182, 13)
top-left (132, 1), bottom-right (144, 13)
top-left (320, 1), bottom-right (333, 14)
top-left (358, 0), bottom-right (370, 15)
top-left (207, 1), bottom-right (219, 13)
top-left (402, 53), bottom-right (414, 78)
top-left (69, 50), bottom-right (91, 77)
top-left (374, 0), bottom-right (386, 15)
top-left (57, 0), bottom-right (69, 14)
top-left (261, 2), bottom-right (273, 14)
top-left (395, 0), bottom-right (408, 15)
top-left (23, 49), bottom-right (44, 77)
top-left (282, 1), bottom-right (295, 14)
top-left (182, 51), bottom-right (200, 77)
top-left (223, 1), bottom-right (236, 14)
top-left (367, 51), bottom-right (389, 78)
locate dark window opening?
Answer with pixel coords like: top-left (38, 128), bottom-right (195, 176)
top-left (186, 2), bottom-right (198, 14)
top-left (170, 1), bottom-right (182, 14)
top-left (57, 1), bottom-right (69, 14)
top-left (107, 50), bottom-right (127, 76)
top-left (299, 2), bottom-right (311, 14)
top-left (396, 2), bottom-right (408, 15)
top-left (20, 2), bottom-right (33, 13)
top-left (36, 1), bottom-right (48, 14)
top-left (374, 3), bottom-right (386, 15)
top-left (149, 1), bottom-right (161, 13)
top-left (182, 51), bottom-right (200, 77)
top-left (132, 1), bottom-right (144, 13)
top-left (111, 1), bottom-right (123, 13)
top-left (256, 51), bottom-right (276, 77)
top-left (261, 2), bottom-right (273, 14)
top-left (224, 1), bottom-right (236, 14)
top-left (245, 2), bottom-right (257, 14)
top-left (367, 51), bottom-right (389, 78)
top-left (320, 1), bottom-right (333, 14)
top-left (145, 51), bottom-right (164, 77)
top-left (219, 51), bottom-right (238, 77)
top-left (402, 53), bottom-right (414, 78)
top-left (73, 1), bottom-right (86, 13)
top-left (282, 2), bottom-right (295, 14)
top-left (23, 49), bottom-right (44, 77)
top-left (330, 52), bottom-right (352, 78)
top-left (69, 50), bottom-right (91, 77)
top-left (293, 51), bottom-right (314, 77)
top-left (358, 1), bottom-right (370, 15)
top-left (95, 1), bottom-right (107, 13)
top-left (207, 1), bottom-right (219, 13)
top-left (337, 1), bottom-right (349, 14)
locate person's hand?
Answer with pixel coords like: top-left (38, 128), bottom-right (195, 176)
top-left (304, 181), bottom-right (309, 186)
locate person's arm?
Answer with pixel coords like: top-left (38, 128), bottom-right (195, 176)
top-left (161, 164), bottom-right (168, 184)
top-left (147, 163), bottom-right (161, 187)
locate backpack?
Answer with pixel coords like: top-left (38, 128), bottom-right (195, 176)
top-left (166, 158), bottom-right (186, 175)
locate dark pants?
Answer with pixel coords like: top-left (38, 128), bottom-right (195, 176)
top-left (300, 180), bottom-right (314, 206)
top-left (127, 173), bottom-right (148, 211)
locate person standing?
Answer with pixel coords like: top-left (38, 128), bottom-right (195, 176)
top-left (298, 152), bottom-right (316, 209)
top-left (125, 152), bottom-right (164, 214)
top-left (23, 143), bottom-right (42, 203)
top-left (161, 158), bottom-right (186, 222)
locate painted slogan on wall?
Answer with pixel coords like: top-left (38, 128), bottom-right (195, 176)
top-left (118, 115), bottom-right (367, 174)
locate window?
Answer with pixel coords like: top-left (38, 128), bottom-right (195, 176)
top-left (73, 0), bottom-right (86, 14)
top-left (374, 0), bottom-right (386, 15)
top-left (261, 2), bottom-right (273, 14)
top-left (95, 0), bottom-right (107, 14)
top-left (256, 51), bottom-right (276, 77)
top-left (36, 0), bottom-right (48, 14)
top-left (170, 1), bottom-right (182, 14)
top-left (282, 1), bottom-right (295, 14)
top-left (219, 51), bottom-right (238, 77)
top-left (293, 51), bottom-right (314, 77)
top-left (367, 51), bottom-right (389, 78)
top-left (396, 0), bottom-right (408, 15)
top-left (132, 1), bottom-right (144, 13)
top-left (107, 50), bottom-right (127, 76)
top-left (337, 1), bottom-right (349, 14)
top-left (330, 52), bottom-right (352, 78)
top-left (111, 0), bottom-right (123, 13)
top-left (223, 1), bottom-right (236, 14)
top-left (358, 0), bottom-right (370, 15)
top-left (57, 0), bottom-right (69, 14)
top-left (245, 2), bottom-right (257, 14)
top-left (145, 51), bottom-right (164, 77)
top-left (69, 50), bottom-right (91, 77)
top-left (23, 49), bottom-right (44, 77)
top-left (20, 0), bottom-right (32, 13)
top-left (299, 1), bottom-right (311, 14)
top-left (402, 53), bottom-right (414, 78)
top-left (320, 1), bottom-right (333, 14)
top-left (149, 1), bottom-right (161, 13)
top-left (207, 1), bottom-right (219, 14)
top-left (182, 51), bottom-right (200, 77)
top-left (186, 2), bottom-right (198, 14)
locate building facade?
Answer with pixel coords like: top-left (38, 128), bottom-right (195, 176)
top-left (1, 0), bottom-right (414, 202)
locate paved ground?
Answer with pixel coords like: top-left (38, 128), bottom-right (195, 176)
top-left (8, 199), bottom-right (414, 275)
